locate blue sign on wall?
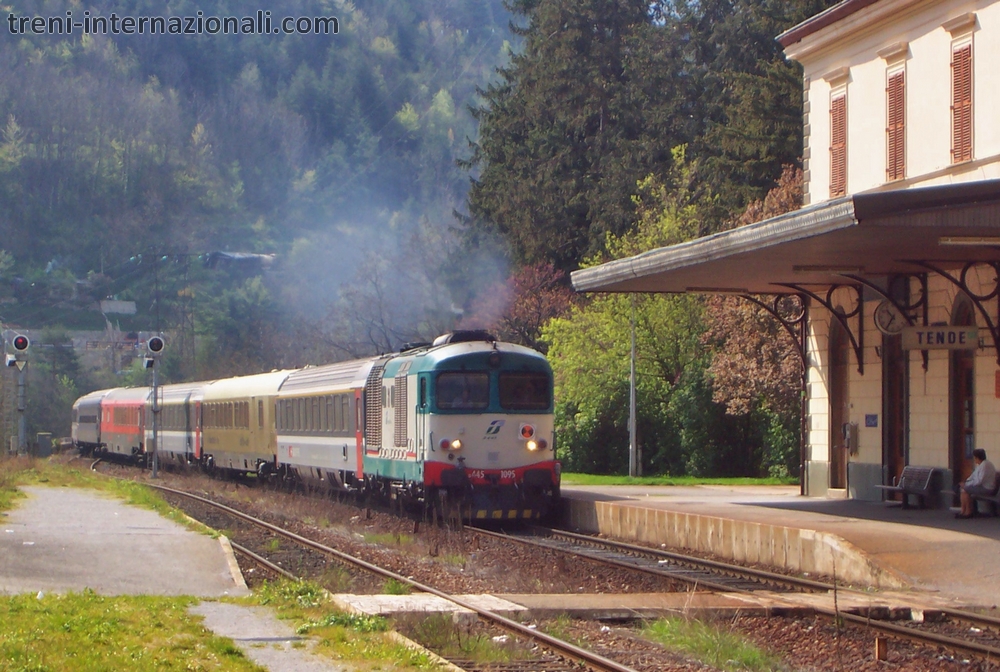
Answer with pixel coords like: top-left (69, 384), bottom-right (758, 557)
top-left (865, 414), bottom-right (878, 428)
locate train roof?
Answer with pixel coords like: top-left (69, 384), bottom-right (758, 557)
top-left (382, 340), bottom-right (550, 377)
top-left (158, 380), bottom-right (215, 403)
top-left (278, 357), bottom-right (378, 396)
top-left (72, 388), bottom-right (114, 408)
top-left (201, 370), bottom-right (293, 400)
top-left (102, 387), bottom-right (152, 403)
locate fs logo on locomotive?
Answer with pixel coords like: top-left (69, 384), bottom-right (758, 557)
top-left (484, 419), bottom-right (505, 439)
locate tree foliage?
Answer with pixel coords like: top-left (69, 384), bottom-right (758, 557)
top-left (466, 0), bottom-right (837, 271)
top-left (702, 166), bottom-right (805, 476)
top-left (466, 0), bottom-right (695, 270)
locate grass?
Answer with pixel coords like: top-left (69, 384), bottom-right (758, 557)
top-left (0, 590), bottom-right (264, 672)
top-left (249, 579), bottom-right (435, 670)
top-left (560, 473), bottom-right (799, 486)
top-left (542, 613), bottom-right (587, 648)
top-left (383, 578), bottom-right (412, 595)
top-left (400, 613), bottom-right (530, 664)
top-left (365, 532), bottom-right (414, 547)
top-left (643, 617), bottom-right (786, 672)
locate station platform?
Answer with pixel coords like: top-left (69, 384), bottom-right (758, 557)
top-left (0, 486), bottom-right (248, 597)
top-left (559, 484), bottom-right (1000, 608)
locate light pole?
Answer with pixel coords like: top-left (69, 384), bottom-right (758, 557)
top-left (629, 295), bottom-right (637, 478)
top-left (145, 336), bottom-right (165, 478)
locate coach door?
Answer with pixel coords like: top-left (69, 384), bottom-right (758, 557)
top-left (950, 296), bottom-right (977, 488)
top-left (829, 318), bottom-right (850, 490)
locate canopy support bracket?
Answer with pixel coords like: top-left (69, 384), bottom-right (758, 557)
top-left (780, 283), bottom-right (865, 375)
top-left (906, 261), bottom-right (1000, 364)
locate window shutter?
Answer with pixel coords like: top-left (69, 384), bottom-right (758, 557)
top-left (830, 95), bottom-right (847, 197)
top-left (951, 44), bottom-right (973, 163)
top-left (886, 71), bottom-right (905, 181)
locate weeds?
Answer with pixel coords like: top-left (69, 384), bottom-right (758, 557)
top-left (297, 612), bottom-right (388, 635)
top-left (365, 532), bottom-right (414, 547)
top-left (246, 579), bottom-right (433, 670)
top-left (643, 617), bottom-right (786, 672)
top-left (401, 613), bottom-right (529, 664)
top-left (383, 578), bottom-right (411, 595)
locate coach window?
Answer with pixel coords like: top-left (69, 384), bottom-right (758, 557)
top-left (436, 372), bottom-right (489, 410)
top-left (342, 395), bottom-right (351, 432)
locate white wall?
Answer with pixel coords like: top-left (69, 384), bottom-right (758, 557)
top-left (790, 0), bottom-right (1000, 204)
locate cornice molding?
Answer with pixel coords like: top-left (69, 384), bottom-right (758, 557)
top-left (877, 41), bottom-right (909, 61)
top-left (943, 12), bottom-right (977, 34)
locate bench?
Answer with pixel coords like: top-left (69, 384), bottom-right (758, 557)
top-left (874, 466), bottom-right (939, 509)
top-left (969, 483), bottom-right (1000, 516)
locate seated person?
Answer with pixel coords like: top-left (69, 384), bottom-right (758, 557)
top-left (957, 448), bottom-right (997, 518)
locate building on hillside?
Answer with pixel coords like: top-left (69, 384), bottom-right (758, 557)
top-left (572, 0), bottom-right (1000, 501)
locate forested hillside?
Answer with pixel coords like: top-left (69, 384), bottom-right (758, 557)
top-left (0, 0), bottom-right (516, 436)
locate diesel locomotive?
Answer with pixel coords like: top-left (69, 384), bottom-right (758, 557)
top-left (72, 331), bottom-right (560, 520)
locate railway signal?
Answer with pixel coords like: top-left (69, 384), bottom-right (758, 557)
top-left (145, 335), bottom-right (164, 478)
top-left (144, 335), bottom-right (164, 368)
top-left (5, 333), bottom-right (28, 369)
top-left (5, 334), bottom-right (29, 454)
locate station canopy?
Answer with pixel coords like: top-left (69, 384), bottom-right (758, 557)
top-left (571, 180), bottom-right (1000, 294)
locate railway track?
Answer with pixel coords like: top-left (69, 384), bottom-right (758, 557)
top-left (93, 460), bottom-right (1000, 666)
top-left (477, 526), bottom-right (832, 594)
top-left (474, 525), bottom-right (1000, 662)
top-left (144, 482), bottom-right (642, 672)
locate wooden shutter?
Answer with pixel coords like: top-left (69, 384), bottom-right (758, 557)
top-left (952, 44), bottom-right (973, 163)
top-left (830, 94), bottom-right (847, 197)
top-left (886, 71), bottom-right (905, 181)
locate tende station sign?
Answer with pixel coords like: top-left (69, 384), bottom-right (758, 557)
top-left (901, 326), bottom-right (979, 350)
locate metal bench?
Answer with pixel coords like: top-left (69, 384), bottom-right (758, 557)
top-left (874, 466), bottom-right (939, 509)
top-left (969, 483), bottom-right (1000, 516)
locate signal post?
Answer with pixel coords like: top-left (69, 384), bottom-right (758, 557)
top-left (5, 334), bottom-right (29, 455)
top-left (145, 335), bottom-right (165, 478)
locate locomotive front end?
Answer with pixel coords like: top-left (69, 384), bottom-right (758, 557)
top-left (420, 340), bottom-right (559, 520)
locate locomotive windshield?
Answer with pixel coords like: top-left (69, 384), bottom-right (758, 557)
top-left (436, 372), bottom-right (490, 409)
top-left (499, 372), bottom-right (551, 410)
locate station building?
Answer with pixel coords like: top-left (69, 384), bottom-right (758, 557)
top-left (572, 0), bottom-right (1000, 501)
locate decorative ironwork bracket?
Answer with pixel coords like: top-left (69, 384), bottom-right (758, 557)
top-left (841, 273), bottom-right (930, 371)
top-left (779, 283), bottom-right (864, 375)
top-left (906, 261), bottom-right (1000, 364)
top-left (738, 294), bottom-right (808, 373)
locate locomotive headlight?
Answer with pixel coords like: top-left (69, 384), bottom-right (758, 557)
top-left (525, 438), bottom-right (547, 452)
top-left (441, 438), bottom-right (462, 451)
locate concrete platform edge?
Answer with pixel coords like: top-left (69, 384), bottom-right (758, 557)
top-left (386, 630), bottom-right (466, 672)
top-left (563, 497), bottom-right (911, 590)
top-left (218, 536), bottom-right (248, 591)
top-left (328, 593), bottom-right (466, 671)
